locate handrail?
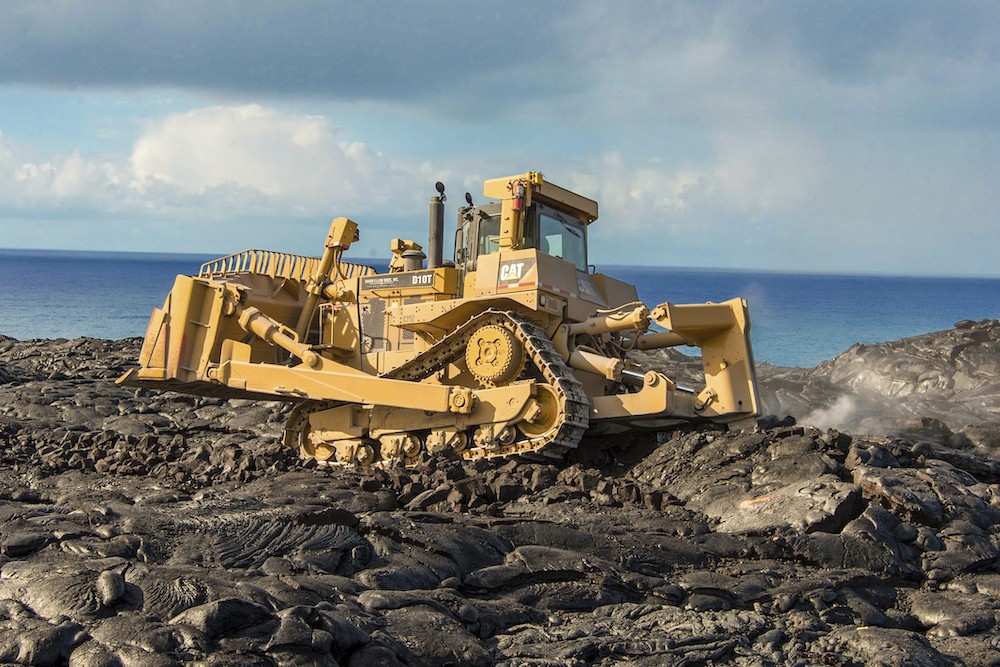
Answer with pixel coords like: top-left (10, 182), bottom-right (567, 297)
top-left (199, 249), bottom-right (376, 282)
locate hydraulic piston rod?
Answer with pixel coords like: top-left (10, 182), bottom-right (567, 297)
top-left (240, 306), bottom-right (320, 368)
top-left (567, 306), bottom-right (650, 336)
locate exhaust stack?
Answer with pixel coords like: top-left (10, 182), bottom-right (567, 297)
top-left (428, 181), bottom-right (445, 269)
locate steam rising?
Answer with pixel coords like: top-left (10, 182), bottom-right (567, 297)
top-left (802, 395), bottom-right (858, 432)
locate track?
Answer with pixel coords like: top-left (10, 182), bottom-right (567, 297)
top-left (284, 310), bottom-right (590, 467)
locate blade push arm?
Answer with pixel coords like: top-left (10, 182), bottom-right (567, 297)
top-left (642, 298), bottom-right (760, 419)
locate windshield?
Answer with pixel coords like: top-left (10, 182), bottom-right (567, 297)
top-left (538, 212), bottom-right (587, 270)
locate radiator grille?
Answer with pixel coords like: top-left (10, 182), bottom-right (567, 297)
top-left (360, 298), bottom-right (386, 352)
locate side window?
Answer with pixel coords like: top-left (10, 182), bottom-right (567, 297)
top-left (477, 215), bottom-right (501, 256)
top-left (523, 214), bottom-right (535, 250)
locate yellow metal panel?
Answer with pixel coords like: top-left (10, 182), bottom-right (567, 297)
top-left (324, 305), bottom-right (359, 356)
top-left (589, 273), bottom-right (639, 309)
top-left (138, 307), bottom-right (168, 372)
top-left (474, 253), bottom-right (501, 295)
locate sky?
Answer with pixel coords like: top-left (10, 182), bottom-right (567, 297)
top-left (0, 1), bottom-right (998, 276)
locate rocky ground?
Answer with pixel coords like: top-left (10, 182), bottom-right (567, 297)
top-left (0, 320), bottom-right (998, 666)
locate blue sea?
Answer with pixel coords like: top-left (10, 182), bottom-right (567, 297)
top-left (1, 248), bottom-right (997, 368)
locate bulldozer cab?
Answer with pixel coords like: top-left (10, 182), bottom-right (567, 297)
top-left (455, 173), bottom-right (595, 273)
top-left (456, 204), bottom-right (589, 272)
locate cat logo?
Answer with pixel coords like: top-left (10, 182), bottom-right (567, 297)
top-left (500, 262), bottom-right (525, 281)
top-left (577, 274), bottom-right (607, 306)
top-left (497, 258), bottom-right (537, 289)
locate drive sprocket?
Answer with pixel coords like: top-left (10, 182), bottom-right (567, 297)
top-left (465, 324), bottom-right (526, 387)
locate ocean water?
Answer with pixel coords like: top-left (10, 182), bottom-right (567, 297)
top-left (612, 266), bottom-right (1000, 367)
top-left (0, 249), bottom-right (218, 346)
top-left (1, 248), bottom-right (997, 367)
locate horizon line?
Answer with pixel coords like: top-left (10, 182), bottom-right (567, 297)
top-left (2, 245), bottom-right (999, 281)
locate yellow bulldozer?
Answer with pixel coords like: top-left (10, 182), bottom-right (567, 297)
top-left (119, 171), bottom-right (760, 467)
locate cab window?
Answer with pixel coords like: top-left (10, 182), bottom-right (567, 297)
top-left (538, 211), bottom-right (587, 270)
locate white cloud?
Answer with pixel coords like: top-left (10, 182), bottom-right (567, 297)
top-left (15, 152), bottom-right (124, 202)
top-left (129, 104), bottom-right (414, 215)
top-left (0, 133), bottom-right (127, 211)
top-left (1, 105), bottom-right (429, 223)
top-left (565, 128), bottom-right (825, 236)
top-left (566, 154), bottom-right (706, 234)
